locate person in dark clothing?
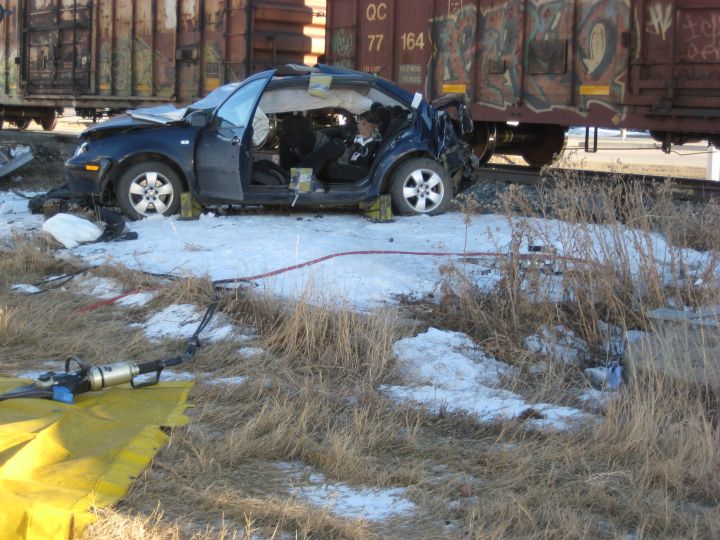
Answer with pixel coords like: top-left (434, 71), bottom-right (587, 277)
top-left (346, 110), bottom-right (382, 168)
top-left (278, 114), bottom-right (316, 170)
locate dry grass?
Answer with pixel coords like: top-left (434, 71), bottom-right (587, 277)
top-left (1, 179), bottom-right (719, 538)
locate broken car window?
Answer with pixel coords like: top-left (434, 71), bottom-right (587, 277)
top-left (215, 79), bottom-right (267, 129)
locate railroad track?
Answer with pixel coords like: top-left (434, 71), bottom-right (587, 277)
top-left (475, 164), bottom-right (720, 201)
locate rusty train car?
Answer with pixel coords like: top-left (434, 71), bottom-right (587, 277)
top-left (0, 0), bottom-right (325, 130)
top-left (326, 0), bottom-right (720, 166)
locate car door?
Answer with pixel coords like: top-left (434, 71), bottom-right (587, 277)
top-left (195, 77), bottom-right (270, 201)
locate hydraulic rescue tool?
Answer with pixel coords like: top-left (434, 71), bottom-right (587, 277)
top-left (1, 295), bottom-right (216, 403)
top-left (0, 340), bottom-right (198, 403)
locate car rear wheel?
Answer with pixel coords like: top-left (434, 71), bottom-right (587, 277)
top-left (389, 158), bottom-right (452, 216)
top-left (116, 161), bottom-right (182, 220)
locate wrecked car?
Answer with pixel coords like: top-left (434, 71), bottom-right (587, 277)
top-left (65, 65), bottom-right (473, 220)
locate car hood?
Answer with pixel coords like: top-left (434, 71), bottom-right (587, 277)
top-left (81, 105), bottom-right (188, 139)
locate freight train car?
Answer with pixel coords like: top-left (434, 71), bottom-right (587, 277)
top-left (0, 0), bottom-right (326, 130)
top-left (326, 0), bottom-right (720, 166)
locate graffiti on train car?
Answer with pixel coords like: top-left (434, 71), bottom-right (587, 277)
top-left (451, 0), bottom-right (629, 117)
top-left (575, 0), bottom-right (628, 114)
top-left (427, 3), bottom-right (477, 97)
top-left (331, 28), bottom-right (355, 70)
top-left (681, 11), bottom-right (720, 62)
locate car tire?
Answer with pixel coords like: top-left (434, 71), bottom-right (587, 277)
top-left (116, 160), bottom-right (183, 220)
top-left (389, 158), bottom-right (452, 216)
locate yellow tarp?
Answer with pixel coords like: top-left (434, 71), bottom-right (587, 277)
top-left (0, 377), bottom-right (192, 540)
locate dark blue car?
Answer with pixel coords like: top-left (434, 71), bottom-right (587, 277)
top-left (65, 65), bottom-right (473, 220)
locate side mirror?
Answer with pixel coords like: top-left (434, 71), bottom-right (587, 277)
top-left (188, 112), bottom-right (208, 128)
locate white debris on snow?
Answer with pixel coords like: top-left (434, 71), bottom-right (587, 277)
top-left (43, 213), bottom-right (103, 248)
top-left (275, 462), bottom-right (415, 521)
top-left (137, 303), bottom-right (235, 343)
top-left (524, 325), bottom-right (590, 365)
top-left (382, 328), bottom-right (598, 430)
top-left (11, 283), bottom-right (43, 294)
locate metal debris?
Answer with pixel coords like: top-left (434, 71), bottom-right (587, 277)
top-left (0, 145), bottom-right (34, 179)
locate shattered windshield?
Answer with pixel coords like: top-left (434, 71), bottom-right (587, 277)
top-left (187, 83), bottom-right (242, 113)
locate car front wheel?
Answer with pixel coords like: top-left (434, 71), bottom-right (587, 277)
top-left (116, 161), bottom-right (182, 220)
top-left (389, 158), bottom-right (452, 216)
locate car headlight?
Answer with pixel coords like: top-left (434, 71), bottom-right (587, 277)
top-left (73, 142), bottom-right (89, 157)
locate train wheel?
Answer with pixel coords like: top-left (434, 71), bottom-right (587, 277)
top-left (14, 118), bottom-right (31, 130)
top-left (0, 118), bottom-right (4, 130)
top-left (41, 114), bottom-right (58, 131)
top-left (470, 122), bottom-right (497, 165)
top-left (520, 124), bottom-right (566, 168)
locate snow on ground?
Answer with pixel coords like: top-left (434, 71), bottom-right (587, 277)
top-left (73, 275), bottom-right (156, 307)
top-left (275, 461), bottom-right (415, 521)
top-left (0, 191), bottom-right (713, 309)
top-left (11, 283), bottom-right (43, 294)
top-left (524, 325), bottom-right (590, 365)
top-left (237, 346), bottom-right (264, 358)
top-left (205, 375), bottom-right (247, 386)
top-left (136, 303), bottom-right (235, 343)
top-left (382, 328), bottom-right (598, 430)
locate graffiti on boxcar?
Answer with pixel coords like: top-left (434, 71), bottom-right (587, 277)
top-left (100, 36), bottom-right (169, 95)
top-left (576, 0), bottom-right (627, 103)
top-left (331, 27), bottom-right (355, 69)
top-left (646, 2), bottom-right (672, 41)
top-left (475, 0), bottom-right (627, 118)
top-left (477, 1), bottom-right (522, 109)
top-left (427, 3), bottom-right (477, 96)
top-left (682, 12), bottom-right (720, 62)
top-left (523, 0), bottom-right (570, 112)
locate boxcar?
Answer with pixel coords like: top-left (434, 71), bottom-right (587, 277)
top-left (326, 0), bottom-right (720, 166)
top-left (0, 0), bottom-right (326, 130)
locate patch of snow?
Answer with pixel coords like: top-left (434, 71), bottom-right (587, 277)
top-left (275, 462), bottom-right (415, 521)
top-left (205, 375), bottom-right (247, 386)
top-left (528, 362), bottom-right (548, 375)
top-left (393, 327), bottom-right (518, 388)
top-left (75, 276), bottom-right (124, 299)
top-left (383, 329), bottom-right (598, 430)
top-left (137, 303), bottom-right (235, 343)
top-left (116, 291), bottom-right (155, 308)
top-left (584, 363), bottom-right (623, 390)
top-left (525, 325), bottom-right (589, 365)
top-left (11, 283), bottom-right (42, 294)
top-left (133, 369), bottom-right (197, 385)
top-left (579, 388), bottom-right (617, 410)
top-left (237, 347), bottom-right (264, 358)
top-left (382, 384), bottom-right (531, 421)
top-left (43, 213), bottom-right (103, 248)
top-left (0, 191), bottom-right (714, 310)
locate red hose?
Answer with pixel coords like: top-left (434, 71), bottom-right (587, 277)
top-left (214, 249), bottom-right (585, 284)
top-left (78, 249), bottom-right (585, 311)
